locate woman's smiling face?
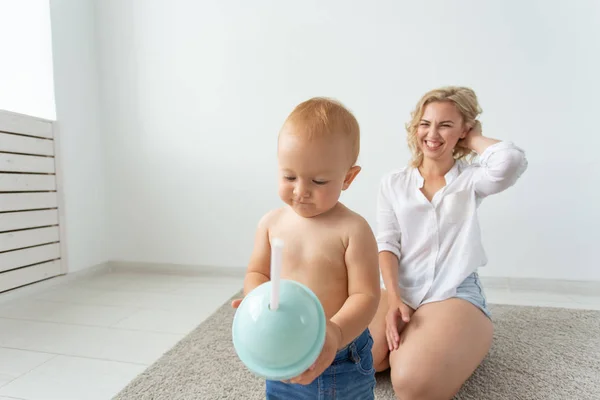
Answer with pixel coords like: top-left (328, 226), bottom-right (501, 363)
top-left (417, 101), bottom-right (469, 163)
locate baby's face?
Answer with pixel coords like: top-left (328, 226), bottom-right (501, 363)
top-left (277, 128), bottom-right (357, 218)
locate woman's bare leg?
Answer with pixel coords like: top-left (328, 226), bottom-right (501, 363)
top-left (389, 298), bottom-right (493, 400)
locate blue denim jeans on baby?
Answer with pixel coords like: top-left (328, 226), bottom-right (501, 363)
top-left (265, 329), bottom-right (376, 399)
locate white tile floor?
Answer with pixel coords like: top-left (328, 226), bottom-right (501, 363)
top-left (0, 267), bottom-right (243, 400)
top-left (0, 267), bottom-right (598, 400)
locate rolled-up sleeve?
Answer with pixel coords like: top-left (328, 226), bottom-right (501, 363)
top-left (376, 176), bottom-right (402, 260)
top-left (473, 141), bottom-right (528, 198)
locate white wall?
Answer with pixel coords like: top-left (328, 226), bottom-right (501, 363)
top-left (0, 0), bottom-right (56, 119)
top-left (95, 0), bottom-right (600, 281)
top-left (49, 0), bottom-right (107, 272)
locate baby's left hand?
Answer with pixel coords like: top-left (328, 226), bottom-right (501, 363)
top-left (289, 321), bottom-right (341, 385)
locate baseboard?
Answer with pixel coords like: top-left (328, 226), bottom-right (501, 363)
top-left (4, 259), bottom-right (592, 304)
top-left (479, 276), bottom-right (600, 296)
top-left (0, 262), bottom-right (111, 305)
top-left (107, 260), bottom-right (247, 278)
top-left (108, 262), bottom-right (600, 295)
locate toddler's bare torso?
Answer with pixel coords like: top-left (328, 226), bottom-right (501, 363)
top-left (267, 204), bottom-right (358, 318)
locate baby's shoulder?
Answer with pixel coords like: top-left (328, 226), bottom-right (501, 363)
top-left (256, 207), bottom-right (287, 229)
top-left (337, 205), bottom-right (375, 237)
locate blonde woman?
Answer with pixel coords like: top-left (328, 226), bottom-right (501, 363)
top-left (369, 87), bottom-right (528, 399)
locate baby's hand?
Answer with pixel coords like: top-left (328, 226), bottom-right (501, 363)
top-left (231, 298), bottom-right (243, 308)
top-left (289, 321), bottom-right (341, 385)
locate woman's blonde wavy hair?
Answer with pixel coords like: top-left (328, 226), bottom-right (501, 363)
top-left (406, 86), bottom-right (482, 168)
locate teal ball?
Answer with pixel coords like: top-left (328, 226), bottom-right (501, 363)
top-left (232, 279), bottom-right (326, 381)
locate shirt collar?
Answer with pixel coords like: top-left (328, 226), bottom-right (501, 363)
top-left (414, 161), bottom-right (460, 188)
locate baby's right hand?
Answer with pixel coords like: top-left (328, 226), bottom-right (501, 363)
top-left (231, 298), bottom-right (243, 308)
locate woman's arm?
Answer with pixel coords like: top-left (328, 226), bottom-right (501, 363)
top-left (462, 121), bottom-right (528, 198)
top-left (379, 251), bottom-right (401, 301)
top-left (376, 177), bottom-right (403, 301)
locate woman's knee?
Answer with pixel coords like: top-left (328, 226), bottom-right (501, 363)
top-left (391, 362), bottom-right (433, 400)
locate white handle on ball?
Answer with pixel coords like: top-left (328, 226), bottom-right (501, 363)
top-left (270, 238), bottom-right (284, 311)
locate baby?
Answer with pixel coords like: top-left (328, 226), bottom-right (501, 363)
top-left (232, 97), bottom-right (381, 399)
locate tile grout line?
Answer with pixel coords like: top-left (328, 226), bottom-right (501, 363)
top-left (28, 289), bottom-right (242, 310)
top-left (1, 298), bottom-right (141, 311)
top-left (0, 354), bottom-right (59, 393)
top-left (0, 346), bottom-right (151, 367)
top-left (0, 316), bottom-right (187, 336)
top-left (18, 297), bottom-right (228, 312)
top-left (31, 284), bottom-right (243, 300)
top-left (34, 297), bottom-right (203, 308)
top-left (107, 307), bottom-right (146, 328)
top-left (33, 294), bottom-right (587, 310)
top-left (107, 308), bottom-right (206, 335)
top-left (0, 282), bottom-right (242, 304)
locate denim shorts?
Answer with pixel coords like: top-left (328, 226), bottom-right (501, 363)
top-left (265, 329), bottom-right (376, 399)
top-left (455, 272), bottom-right (491, 319)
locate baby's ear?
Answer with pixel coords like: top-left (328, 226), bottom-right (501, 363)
top-left (342, 166), bottom-right (361, 190)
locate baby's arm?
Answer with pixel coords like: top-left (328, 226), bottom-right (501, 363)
top-left (330, 217), bottom-right (381, 348)
top-left (231, 213), bottom-right (273, 308)
top-left (242, 214), bottom-right (272, 296)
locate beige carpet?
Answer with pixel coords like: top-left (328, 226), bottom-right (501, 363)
top-left (114, 292), bottom-right (600, 400)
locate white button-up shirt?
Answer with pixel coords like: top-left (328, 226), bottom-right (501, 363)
top-left (376, 141), bottom-right (528, 309)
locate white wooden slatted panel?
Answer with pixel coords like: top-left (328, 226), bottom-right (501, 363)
top-left (0, 260), bottom-right (62, 293)
top-left (0, 111), bottom-right (63, 290)
top-left (0, 153), bottom-right (55, 173)
top-left (0, 243), bottom-right (60, 273)
top-left (0, 210), bottom-right (58, 232)
top-left (0, 174), bottom-right (56, 191)
top-left (0, 227), bottom-right (60, 252)
top-left (0, 193), bottom-right (58, 212)
top-left (0, 133), bottom-right (54, 156)
top-left (0, 110), bottom-right (53, 139)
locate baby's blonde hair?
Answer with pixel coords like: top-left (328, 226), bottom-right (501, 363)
top-left (406, 86), bottom-right (482, 168)
top-left (281, 97), bottom-right (360, 165)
